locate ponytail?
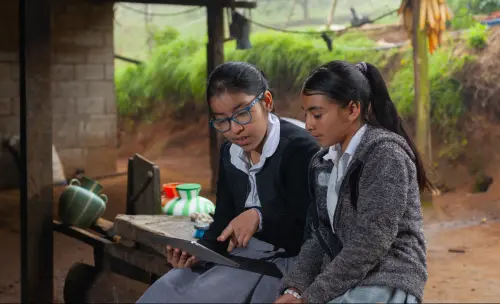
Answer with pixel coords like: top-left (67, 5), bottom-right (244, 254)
top-left (362, 62), bottom-right (434, 192)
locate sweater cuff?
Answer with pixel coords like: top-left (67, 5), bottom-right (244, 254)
top-left (252, 207), bottom-right (263, 232)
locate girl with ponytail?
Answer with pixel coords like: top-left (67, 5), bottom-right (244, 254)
top-left (276, 60), bottom-right (431, 304)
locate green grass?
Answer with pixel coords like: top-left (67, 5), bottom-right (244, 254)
top-left (114, 0), bottom-right (401, 61)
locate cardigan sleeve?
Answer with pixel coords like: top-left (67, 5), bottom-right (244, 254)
top-left (198, 142), bottom-right (235, 252)
top-left (303, 142), bottom-right (413, 303)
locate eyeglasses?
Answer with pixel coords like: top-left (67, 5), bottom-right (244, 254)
top-left (209, 92), bottom-right (264, 133)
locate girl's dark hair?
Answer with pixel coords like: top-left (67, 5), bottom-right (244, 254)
top-left (302, 60), bottom-right (433, 191)
top-left (206, 61), bottom-right (274, 112)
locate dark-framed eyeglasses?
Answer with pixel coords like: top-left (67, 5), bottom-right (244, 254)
top-left (209, 92), bottom-right (264, 133)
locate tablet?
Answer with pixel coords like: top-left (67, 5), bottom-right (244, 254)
top-left (144, 234), bottom-right (240, 268)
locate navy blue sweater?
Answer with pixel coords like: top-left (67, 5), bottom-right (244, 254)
top-left (201, 119), bottom-right (319, 256)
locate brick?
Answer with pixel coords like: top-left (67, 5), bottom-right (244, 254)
top-left (79, 114), bottom-right (116, 147)
top-left (104, 64), bottom-right (114, 80)
top-left (74, 30), bottom-right (105, 47)
top-left (51, 64), bottom-right (75, 80)
top-left (75, 64), bottom-right (104, 80)
top-left (0, 98), bottom-right (11, 116)
top-left (88, 81), bottom-right (114, 101)
top-left (87, 48), bottom-right (114, 64)
top-left (52, 81), bottom-right (87, 98)
top-left (0, 80), bottom-right (19, 98)
top-left (76, 97), bottom-right (106, 114)
top-left (53, 116), bottom-right (81, 148)
top-left (53, 97), bottom-right (76, 116)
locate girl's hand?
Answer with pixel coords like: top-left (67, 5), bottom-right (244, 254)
top-left (217, 208), bottom-right (260, 252)
top-left (165, 246), bottom-right (197, 268)
top-left (274, 294), bottom-right (305, 304)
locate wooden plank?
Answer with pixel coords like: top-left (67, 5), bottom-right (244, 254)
top-left (206, 3), bottom-right (225, 193)
top-left (110, 0), bottom-right (257, 8)
top-left (127, 154), bottom-right (162, 215)
top-left (114, 214), bottom-right (196, 256)
top-left (105, 242), bottom-right (172, 276)
top-left (19, 0), bottom-right (53, 301)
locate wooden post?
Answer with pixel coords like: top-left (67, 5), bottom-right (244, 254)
top-left (207, 3), bottom-right (224, 193)
top-left (411, 0), bottom-right (433, 204)
top-left (19, 0), bottom-right (53, 301)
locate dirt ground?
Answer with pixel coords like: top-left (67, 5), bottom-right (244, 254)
top-left (1, 143), bottom-right (500, 303)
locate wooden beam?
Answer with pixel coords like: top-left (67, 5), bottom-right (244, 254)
top-left (206, 3), bottom-right (224, 193)
top-left (111, 0), bottom-right (257, 8)
top-left (19, 0), bottom-right (53, 301)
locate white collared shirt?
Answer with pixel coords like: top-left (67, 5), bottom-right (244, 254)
top-left (323, 124), bottom-right (367, 231)
top-left (229, 113), bottom-right (281, 230)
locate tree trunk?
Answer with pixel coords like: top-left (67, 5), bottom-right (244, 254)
top-left (302, 0), bottom-right (309, 20)
top-left (326, 0), bottom-right (338, 28)
top-left (411, 0), bottom-right (433, 204)
top-left (285, 0), bottom-right (299, 27)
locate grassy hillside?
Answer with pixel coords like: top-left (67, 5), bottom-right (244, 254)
top-left (114, 0), bottom-right (401, 62)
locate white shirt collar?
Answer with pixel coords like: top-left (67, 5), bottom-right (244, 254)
top-left (230, 113), bottom-right (281, 172)
top-left (323, 124), bottom-right (367, 163)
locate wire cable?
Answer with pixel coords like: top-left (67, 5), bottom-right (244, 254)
top-left (246, 8), bottom-right (398, 35)
top-left (119, 4), bottom-right (202, 17)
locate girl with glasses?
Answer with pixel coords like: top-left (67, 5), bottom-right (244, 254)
top-left (275, 60), bottom-right (432, 304)
top-left (137, 61), bottom-right (319, 303)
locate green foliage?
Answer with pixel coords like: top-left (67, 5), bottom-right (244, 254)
top-left (390, 47), bottom-right (472, 159)
top-left (465, 23), bottom-right (489, 49)
top-left (449, 0), bottom-right (500, 14)
top-left (115, 29), bottom-right (473, 161)
top-left (115, 31), bottom-right (391, 117)
top-left (449, 8), bottom-right (479, 30)
top-left (152, 26), bottom-right (180, 47)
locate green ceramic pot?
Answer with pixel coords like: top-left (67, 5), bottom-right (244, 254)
top-left (162, 183), bottom-right (215, 216)
top-left (58, 179), bottom-right (107, 228)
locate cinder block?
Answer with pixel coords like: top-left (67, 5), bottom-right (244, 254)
top-left (56, 147), bottom-right (87, 176)
top-left (51, 64), bottom-right (75, 80)
top-left (75, 64), bottom-right (104, 80)
top-left (74, 30), bottom-right (105, 47)
top-left (87, 48), bottom-right (114, 64)
top-left (53, 51), bottom-right (87, 64)
top-left (88, 81), bottom-right (114, 101)
top-left (52, 81), bottom-right (87, 98)
top-left (0, 116), bottom-right (19, 135)
top-left (53, 97), bottom-right (77, 116)
top-left (105, 98), bottom-right (117, 114)
top-left (0, 98), bottom-right (12, 116)
top-left (0, 63), bottom-right (11, 78)
top-left (0, 52), bottom-right (17, 62)
top-left (76, 97), bottom-right (106, 114)
top-left (53, 116), bottom-right (81, 148)
top-left (85, 146), bottom-right (118, 177)
top-left (104, 64), bottom-right (114, 80)
top-left (0, 80), bottom-right (19, 98)
top-left (10, 62), bottom-right (19, 80)
top-left (79, 114), bottom-right (116, 147)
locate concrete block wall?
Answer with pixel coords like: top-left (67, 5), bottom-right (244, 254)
top-left (0, 0), bottom-right (117, 182)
